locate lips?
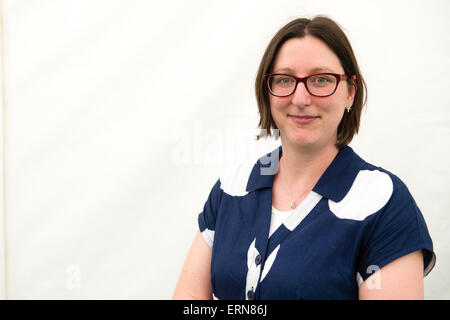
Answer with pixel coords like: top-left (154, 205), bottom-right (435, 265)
top-left (290, 115), bottom-right (319, 119)
top-left (289, 114), bottom-right (320, 124)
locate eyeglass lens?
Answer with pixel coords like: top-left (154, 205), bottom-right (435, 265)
top-left (268, 74), bottom-right (338, 97)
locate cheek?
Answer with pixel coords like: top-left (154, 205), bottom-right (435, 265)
top-left (315, 99), bottom-right (338, 117)
top-left (269, 96), bottom-right (290, 110)
top-left (316, 99), bottom-right (346, 131)
top-left (320, 95), bottom-right (346, 115)
top-left (269, 97), bottom-right (290, 124)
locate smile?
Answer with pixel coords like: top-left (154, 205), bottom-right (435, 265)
top-left (289, 115), bottom-right (320, 124)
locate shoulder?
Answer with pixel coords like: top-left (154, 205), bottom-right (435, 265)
top-left (328, 155), bottom-right (413, 221)
top-left (218, 158), bottom-right (256, 197)
top-left (351, 151), bottom-right (414, 201)
top-left (218, 146), bottom-right (281, 197)
top-left (360, 161), bottom-right (412, 199)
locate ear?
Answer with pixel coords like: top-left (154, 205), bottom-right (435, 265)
top-left (347, 75), bottom-right (357, 106)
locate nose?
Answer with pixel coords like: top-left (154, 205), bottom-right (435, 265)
top-left (291, 81), bottom-right (312, 107)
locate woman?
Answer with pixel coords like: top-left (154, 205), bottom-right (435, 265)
top-left (173, 16), bottom-right (435, 300)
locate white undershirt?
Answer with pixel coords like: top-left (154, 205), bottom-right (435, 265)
top-left (269, 206), bottom-right (294, 237)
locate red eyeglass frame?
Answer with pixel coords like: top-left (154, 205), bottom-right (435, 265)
top-left (264, 72), bottom-right (349, 97)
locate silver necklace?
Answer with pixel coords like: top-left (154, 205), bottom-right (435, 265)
top-left (280, 158), bottom-right (317, 209)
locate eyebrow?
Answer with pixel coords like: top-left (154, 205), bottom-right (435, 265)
top-left (273, 66), bottom-right (336, 74)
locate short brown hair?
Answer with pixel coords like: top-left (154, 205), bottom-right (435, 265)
top-left (255, 16), bottom-right (367, 149)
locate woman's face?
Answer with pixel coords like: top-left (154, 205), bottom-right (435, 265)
top-left (269, 36), bottom-right (355, 151)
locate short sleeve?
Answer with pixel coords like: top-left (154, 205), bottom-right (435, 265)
top-left (357, 177), bottom-right (436, 282)
top-left (197, 178), bottom-right (223, 248)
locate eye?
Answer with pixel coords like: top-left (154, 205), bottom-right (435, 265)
top-left (315, 76), bottom-right (332, 83)
top-left (308, 75), bottom-right (335, 87)
top-left (271, 75), bottom-right (295, 87)
top-left (276, 77), bottom-right (294, 84)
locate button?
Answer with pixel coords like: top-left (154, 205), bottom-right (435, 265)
top-left (247, 289), bottom-right (255, 300)
top-left (255, 254), bottom-right (262, 266)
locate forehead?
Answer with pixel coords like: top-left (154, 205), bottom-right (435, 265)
top-left (272, 36), bottom-right (344, 74)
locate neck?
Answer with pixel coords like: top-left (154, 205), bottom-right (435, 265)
top-left (279, 138), bottom-right (339, 189)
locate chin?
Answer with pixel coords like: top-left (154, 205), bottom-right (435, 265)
top-left (289, 134), bottom-right (318, 147)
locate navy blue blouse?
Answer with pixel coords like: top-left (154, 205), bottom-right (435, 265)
top-left (198, 145), bottom-right (435, 300)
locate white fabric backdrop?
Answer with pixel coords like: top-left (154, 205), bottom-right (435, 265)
top-left (0, 1), bottom-right (5, 299)
top-left (0, 0), bottom-right (448, 299)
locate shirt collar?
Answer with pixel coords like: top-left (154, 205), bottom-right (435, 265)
top-left (246, 144), bottom-right (366, 202)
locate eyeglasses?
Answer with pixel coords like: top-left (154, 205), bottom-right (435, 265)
top-left (264, 73), bottom-right (349, 97)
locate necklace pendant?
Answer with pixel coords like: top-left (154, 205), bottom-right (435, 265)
top-left (290, 200), bottom-right (295, 209)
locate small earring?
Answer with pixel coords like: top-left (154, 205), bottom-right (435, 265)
top-left (346, 105), bottom-right (352, 113)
